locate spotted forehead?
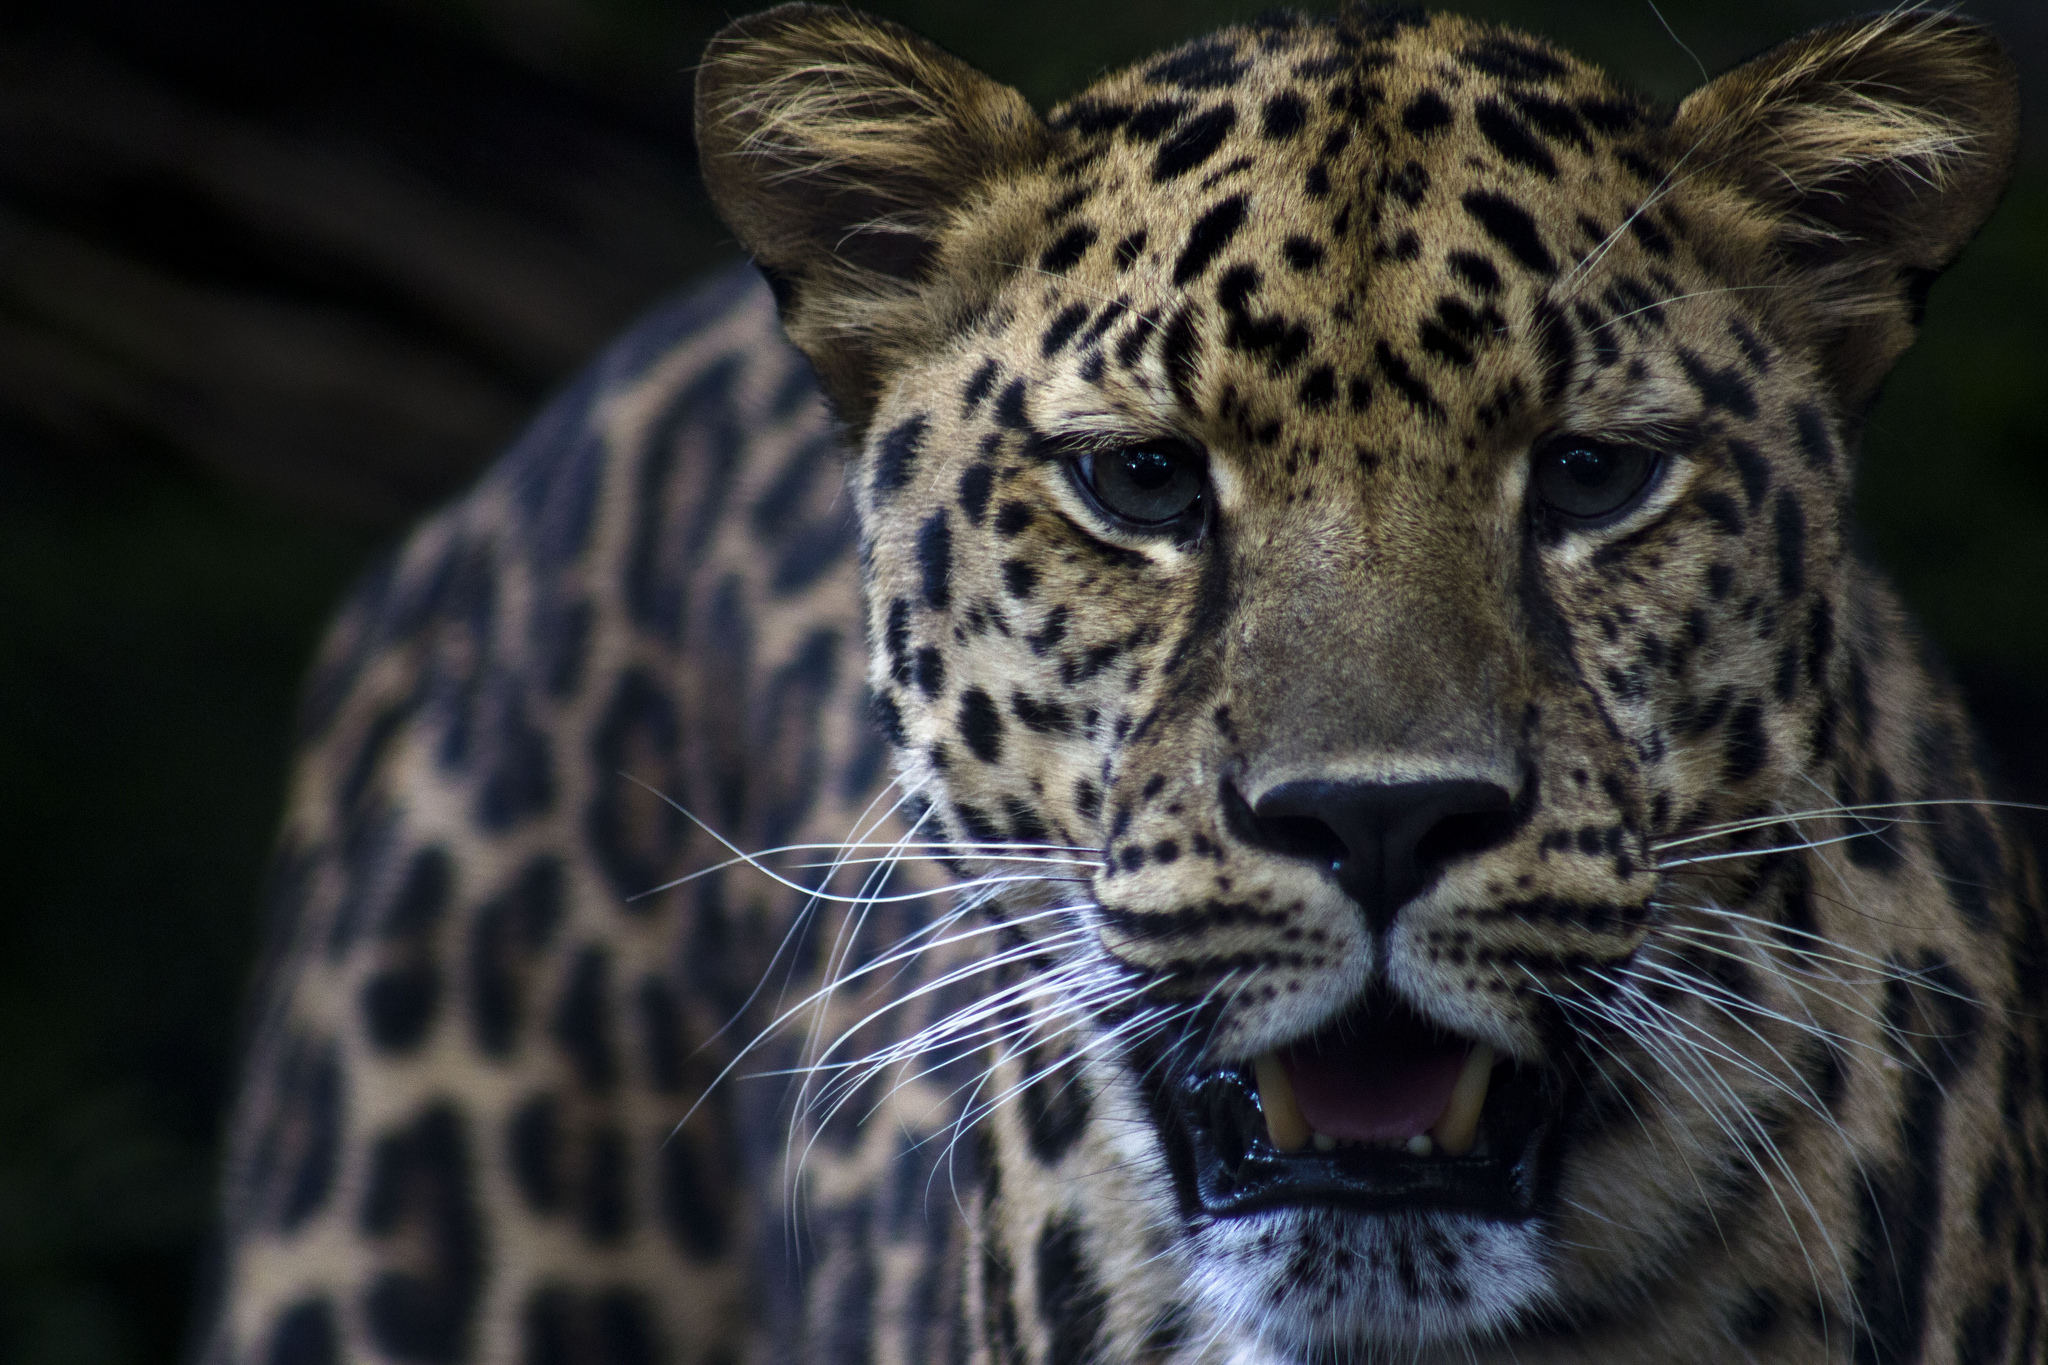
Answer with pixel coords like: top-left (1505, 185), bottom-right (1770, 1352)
top-left (983, 12), bottom-right (1686, 471)
top-left (1043, 14), bottom-right (1656, 243)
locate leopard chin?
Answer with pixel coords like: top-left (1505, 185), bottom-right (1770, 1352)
top-left (1187, 1208), bottom-right (1553, 1356)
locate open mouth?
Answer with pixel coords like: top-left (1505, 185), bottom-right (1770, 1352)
top-left (1161, 998), bottom-right (1561, 1220)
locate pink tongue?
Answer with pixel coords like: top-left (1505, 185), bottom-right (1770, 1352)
top-left (1283, 1035), bottom-right (1468, 1141)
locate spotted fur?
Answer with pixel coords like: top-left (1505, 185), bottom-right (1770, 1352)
top-left (202, 6), bottom-right (2039, 1364)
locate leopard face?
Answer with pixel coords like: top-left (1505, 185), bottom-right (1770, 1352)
top-left (698, 5), bottom-right (2022, 1358)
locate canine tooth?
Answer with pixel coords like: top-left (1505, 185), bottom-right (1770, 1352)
top-left (1429, 1045), bottom-right (1498, 1157)
top-left (1253, 1052), bottom-right (1310, 1152)
top-left (1405, 1134), bottom-right (1434, 1156)
top-left (1313, 1132), bottom-right (1337, 1152)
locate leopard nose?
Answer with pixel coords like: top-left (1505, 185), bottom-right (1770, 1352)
top-left (1230, 778), bottom-right (1517, 933)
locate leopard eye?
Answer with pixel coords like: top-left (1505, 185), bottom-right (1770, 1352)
top-left (1074, 444), bottom-right (1206, 532)
top-left (1530, 437), bottom-right (1660, 524)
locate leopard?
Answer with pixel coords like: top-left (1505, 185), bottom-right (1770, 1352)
top-left (194, 5), bottom-right (2043, 1364)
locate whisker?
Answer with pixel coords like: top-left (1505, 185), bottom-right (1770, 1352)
top-left (786, 853), bottom-right (1101, 870)
top-left (1603, 282), bottom-right (1790, 327)
top-left (1652, 796), bottom-right (2044, 851)
top-left (679, 853), bottom-right (1083, 1133)
top-left (790, 928), bottom-right (1102, 1090)
top-left (1648, 926), bottom-right (1909, 1045)
top-left (1643, 0), bottom-right (1708, 82)
top-left (802, 935), bottom-right (1114, 1081)
top-left (681, 778), bottom-right (929, 1067)
top-left (1652, 902), bottom-right (1987, 1007)
top-left (1654, 827), bottom-right (1879, 868)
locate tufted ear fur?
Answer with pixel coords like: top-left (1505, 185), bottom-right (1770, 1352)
top-left (695, 3), bottom-right (1049, 431)
top-left (1672, 11), bottom-right (2019, 412)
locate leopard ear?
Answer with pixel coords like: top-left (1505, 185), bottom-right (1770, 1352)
top-left (1671, 11), bottom-right (2018, 411)
top-left (695, 3), bottom-right (1048, 428)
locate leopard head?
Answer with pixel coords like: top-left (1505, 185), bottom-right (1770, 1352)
top-left (698, 4), bottom-right (2017, 1354)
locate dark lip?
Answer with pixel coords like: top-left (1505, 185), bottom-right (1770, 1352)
top-left (1148, 1003), bottom-right (1566, 1221)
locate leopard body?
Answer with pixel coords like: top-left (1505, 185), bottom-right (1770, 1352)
top-left (200, 7), bottom-right (2042, 1365)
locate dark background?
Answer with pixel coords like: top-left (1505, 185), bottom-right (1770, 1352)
top-left (0, 1), bottom-right (2039, 1360)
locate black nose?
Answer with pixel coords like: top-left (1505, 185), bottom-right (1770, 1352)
top-left (1227, 777), bottom-right (1517, 932)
